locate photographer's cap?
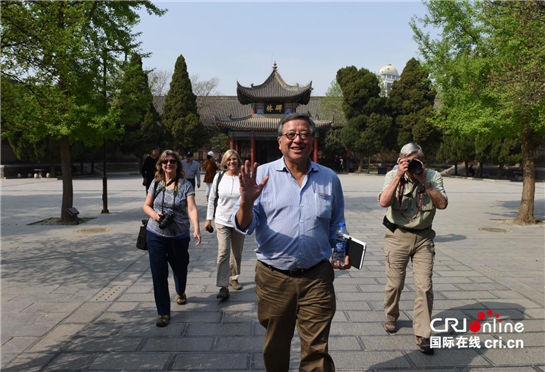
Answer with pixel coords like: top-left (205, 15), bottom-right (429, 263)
top-left (186, 151), bottom-right (193, 157)
top-left (207, 151), bottom-right (214, 157)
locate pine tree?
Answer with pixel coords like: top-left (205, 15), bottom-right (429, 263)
top-left (389, 58), bottom-right (439, 158)
top-left (117, 54), bottom-right (162, 168)
top-left (336, 66), bottom-right (394, 172)
top-left (162, 55), bottom-right (208, 153)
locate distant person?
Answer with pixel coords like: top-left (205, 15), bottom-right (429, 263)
top-left (339, 157), bottom-right (344, 173)
top-left (142, 146), bottom-right (160, 195)
top-left (233, 113), bottom-right (349, 371)
top-left (203, 151), bottom-right (219, 203)
top-left (181, 151), bottom-right (201, 190)
top-left (378, 142), bottom-right (448, 353)
top-left (143, 150), bottom-right (201, 327)
top-left (205, 149), bottom-right (245, 300)
top-left (468, 165), bottom-right (475, 177)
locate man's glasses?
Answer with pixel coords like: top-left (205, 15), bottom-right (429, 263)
top-left (282, 132), bottom-right (311, 140)
top-left (162, 159), bottom-right (177, 165)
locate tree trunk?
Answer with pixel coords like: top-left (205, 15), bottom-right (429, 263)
top-left (497, 165), bottom-right (502, 179)
top-left (514, 130), bottom-right (536, 224)
top-left (367, 157), bottom-right (371, 174)
top-left (479, 162), bottom-right (483, 178)
top-left (454, 163), bottom-right (458, 176)
top-left (357, 158), bottom-right (364, 173)
top-left (50, 163), bottom-right (56, 178)
top-left (80, 160), bottom-right (84, 175)
top-left (60, 136), bottom-right (75, 223)
top-left (464, 162), bottom-right (469, 177)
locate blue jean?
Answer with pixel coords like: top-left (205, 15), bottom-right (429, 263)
top-left (147, 232), bottom-right (190, 316)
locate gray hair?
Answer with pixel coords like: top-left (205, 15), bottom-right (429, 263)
top-left (399, 142), bottom-right (424, 158)
top-left (277, 113), bottom-right (317, 138)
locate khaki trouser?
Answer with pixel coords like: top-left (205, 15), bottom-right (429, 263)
top-left (383, 227), bottom-right (435, 338)
top-left (216, 224), bottom-right (245, 287)
top-left (255, 261), bottom-right (336, 372)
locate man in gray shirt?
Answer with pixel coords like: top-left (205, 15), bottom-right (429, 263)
top-left (181, 151), bottom-right (201, 190)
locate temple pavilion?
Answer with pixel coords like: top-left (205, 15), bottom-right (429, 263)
top-left (199, 63), bottom-right (333, 164)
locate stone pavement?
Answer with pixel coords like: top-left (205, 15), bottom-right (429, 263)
top-left (1, 172), bottom-right (544, 371)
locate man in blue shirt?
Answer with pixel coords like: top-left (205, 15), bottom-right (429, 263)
top-left (233, 113), bottom-right (349, 372)
top-left (181, 151), bottom-right (201, 190)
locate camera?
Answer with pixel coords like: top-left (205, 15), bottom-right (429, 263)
top-left (158, 211), bottom-right (175, 229)
top-left (407, 158), bottom-right (423, 175)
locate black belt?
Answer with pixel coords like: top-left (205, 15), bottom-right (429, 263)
top-left (383, 216), bottom-right (431, 233)
top-left (259, 260), bottom-right (325, 276)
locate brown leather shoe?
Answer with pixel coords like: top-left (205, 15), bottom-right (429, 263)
top-left (415, 336), bottom-right (433, 354)
top-left (176, 293), bottom-right (187, 305)
top-left (229, 279), bottom-right (242, 290)
top-left (384, 321), bottom-right (397, 333)
top-left (156, 315), bottom-right (170, 327)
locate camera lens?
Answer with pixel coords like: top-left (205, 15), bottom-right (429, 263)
top-left (408, 159), bottom-right (422, 174)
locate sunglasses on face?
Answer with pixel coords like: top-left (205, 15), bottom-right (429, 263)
top-left (162, 159), bottom-right (177, 165)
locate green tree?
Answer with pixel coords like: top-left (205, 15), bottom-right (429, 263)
top-left (436, 133), bottom-right (475, 177)
top-left (209, 133), bottom-right (230, 156)
top-left (1, 1), bottom-right (165, 222)
top-left (162, 55), bottom-right (208, 153)
top-left (412, 0), bottom-right (545, 224)
top-left (336, 66), bottom-right (394, 172)
top-left (318, 79), bottom-right (347, 167)
top-left (389, 58), bottom-right (440, 158)
top-left (475, 134), bottom-right (521, 179)
top-left (117, 54), bottom-right (162, 170)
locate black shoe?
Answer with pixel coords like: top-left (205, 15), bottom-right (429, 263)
top-left (415, 336), bottom-right (433, 354)
top-left (217, 287), bottom-right (230, 299)
top-left (156, 315), bottom-right (170, 327)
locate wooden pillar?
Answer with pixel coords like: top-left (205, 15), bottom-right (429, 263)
top-left (251, 135), bottom-right (255, 165)
top-left (229, 135), bottom-right (234, 150)
top-left (313, 137), bottom-right (318, 163)
top-left (235, 140), bottom-right (239, 154)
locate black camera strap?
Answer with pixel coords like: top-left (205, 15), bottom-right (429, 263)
top-left (160, 178), bottom-right (178, 213)
top-left (397, 178), bottom-right (424, 221)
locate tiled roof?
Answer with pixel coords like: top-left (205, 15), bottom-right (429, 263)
top-left (196, 96), bottom-right (332, 131)
top-left (214, 114), bottom-right (333, 131)
top-left (237, 65), bottom-right (312, 105)
top-left (154, 95), bottom-right (332, 131)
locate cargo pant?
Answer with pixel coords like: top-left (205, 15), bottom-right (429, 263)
top-left (383, 227), bottom-right (435, 338)
top-left (255, 260), bottom-right (336, 372)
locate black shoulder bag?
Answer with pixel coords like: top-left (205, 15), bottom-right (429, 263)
top-left (136, 180), bottom-right (161, 250)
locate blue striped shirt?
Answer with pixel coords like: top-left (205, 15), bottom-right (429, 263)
top-left (232, 157), bottom-right (345, 270)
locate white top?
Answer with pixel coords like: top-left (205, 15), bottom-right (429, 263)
top-left (206, 172), bottom-right (240, 227)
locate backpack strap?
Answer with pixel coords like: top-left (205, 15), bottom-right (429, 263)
top-left (213, 171), bottom-right (225, 219)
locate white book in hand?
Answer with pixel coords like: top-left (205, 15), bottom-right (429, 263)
top-left (344, 235), bottom-right (367, 270)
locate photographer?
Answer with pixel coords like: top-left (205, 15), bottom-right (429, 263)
top-left (378, 143), bottom-right (447, 353)
top-left (143, 150), bottom-right (201, 328)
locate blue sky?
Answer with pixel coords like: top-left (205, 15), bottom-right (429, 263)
top-left (135, 1), bottom-right (430, 96)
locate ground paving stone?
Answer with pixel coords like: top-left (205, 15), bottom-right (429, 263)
top-left (1, 174), bottom-right (544, 371)
top-left (88, 352), bottom-right (171, 370)
top-left (171, 352), bottom-right (249, 370)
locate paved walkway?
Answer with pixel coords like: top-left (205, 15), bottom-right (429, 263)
top-left (1, 173), bottom-right (544, 371)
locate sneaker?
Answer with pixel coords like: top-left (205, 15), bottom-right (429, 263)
top-left (156, 315), bottom-right (170, 327)
top-left (384, 321), bottom-right (397, 333)
top-left (229, 279), bottom-right (242, 290)
top-left (176, 293), bottom-right (187, 305)
top-left (217, 287), bottom-right (230, 299)
top-left (415, 336), bottom-right (433, 354)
